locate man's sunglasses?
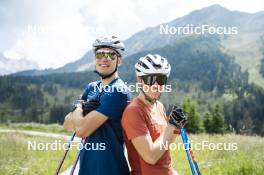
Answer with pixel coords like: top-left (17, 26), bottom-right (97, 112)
top-left (95, 50), bottom-right (118, 60)
top-left (141, 74), bottom-right (167, 85)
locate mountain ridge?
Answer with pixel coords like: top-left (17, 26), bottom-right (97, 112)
top-left (13, 4), bottom-right (264, 86)
top-left (0, 53), bottom-right (38, 75)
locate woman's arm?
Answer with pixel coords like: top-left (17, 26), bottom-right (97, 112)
top-left (131, 124), bottom-right (178, 165)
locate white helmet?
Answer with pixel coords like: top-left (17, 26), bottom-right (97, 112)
top-left (135, 54), bottom-right (171, 77)
top-left (93, 35), bottom-right (125, 56)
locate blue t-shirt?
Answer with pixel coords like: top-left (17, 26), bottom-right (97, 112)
top-left (78, 78), bottom-right (131, 175)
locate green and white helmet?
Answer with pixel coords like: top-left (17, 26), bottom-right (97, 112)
top-left (135, 54), bottom-right (171, 77)
top-left (93, 35), bottom-right (125, 56)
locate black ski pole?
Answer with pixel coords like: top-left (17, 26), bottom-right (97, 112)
top-left (55, 132), bottom-right (76, 175)
top-left (70, 138), bottom-right (85, 175)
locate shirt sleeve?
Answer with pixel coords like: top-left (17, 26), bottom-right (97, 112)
top-left (96, 90), bottom-right (130, 120)
top-left (80, 84), bottom-right (91, 101)
top-left (122, 106), bottom-right (149, 140)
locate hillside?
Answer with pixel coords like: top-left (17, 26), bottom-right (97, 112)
top-left (1, 4), bottom-right (264, 136)
top-left (1, 34), bottom-right (264, 136)
top-left (15, 4), bottom-right (264, 89)
top-left (120, 35), bottom-right (248, 94)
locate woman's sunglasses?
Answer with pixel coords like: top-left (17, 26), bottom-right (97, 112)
top-left (141, 74), bottom-right (167, 85)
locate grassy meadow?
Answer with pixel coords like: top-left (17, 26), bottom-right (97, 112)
top-left (172, 134), bottom-right (264, 175)
top-left (0, 132), bottom-right (77, 175)
top-left (0, 123), bottom-right (264, 175)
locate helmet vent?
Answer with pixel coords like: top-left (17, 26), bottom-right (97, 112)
top-left (153, 64), bottom-right (162, 69)
top-left (136, 68), bottom-right (141, 72)
top-left (139, 61), bottom-right (149, 69)
top-left (146, 56), bottom-right (153, 64)
top-left (134, 54), bottom-right (171, 77)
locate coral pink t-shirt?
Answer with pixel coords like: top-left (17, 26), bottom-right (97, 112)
top-left (122, 97), bottom-right (174, 175)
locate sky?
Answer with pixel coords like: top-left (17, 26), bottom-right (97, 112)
top-left (0, 0), bottom-right (264, 69)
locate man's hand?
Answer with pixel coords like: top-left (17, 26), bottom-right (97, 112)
top-left (82, 99), bottom-right (100, 116)
top-left (73, 99), bottom-right (100, 116)
top-left (63, 98), bottom-right (101, 131)
top-left (63, 112), bottom-right (75, 131)
top-left (168, 106), bottom-right (187, 128)
top-left (63, 100), bottom-right (84, 131)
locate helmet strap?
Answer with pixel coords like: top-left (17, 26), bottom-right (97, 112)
top-left (139, 88), bottom-right (156, 104)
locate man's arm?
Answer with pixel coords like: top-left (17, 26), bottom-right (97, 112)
top-left (63, 107), bottom-right (108, 138)
top-left (131, 124), bottom-right (178, 165)
top-left (69, 107), bottom-right (108, 138)
top-left (63, 112), bottom-right (75, 131)
top-left (75, 110), bottom-right (108, 138)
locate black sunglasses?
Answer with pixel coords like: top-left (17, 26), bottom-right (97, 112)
top-left (141, 74), bottom-right (167, 85)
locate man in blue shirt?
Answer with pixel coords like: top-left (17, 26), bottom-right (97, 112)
top-left (63, 36), bottom-right (131, 175)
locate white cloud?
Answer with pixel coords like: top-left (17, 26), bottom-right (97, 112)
top-left (1, 0), bottom-right (93, 68)
top-left (1, 0), bottom-right (264, 68)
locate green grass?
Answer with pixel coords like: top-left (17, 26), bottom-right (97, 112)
top-left (1, 124), bottom-right (264, 175)
top-left (171, 134), bottom-right (264, 175)
top-left (0, 122), bottom-right (70, 135)
top-left (0, 133), bottom-right (77, 175)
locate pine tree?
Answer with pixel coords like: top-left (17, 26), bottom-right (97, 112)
top-left (183, 98), bottom-right (204, 134)
top-left (204, 112), bottom-right (213, 133)
top-left (211, 104), bottom-right (225, 134)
